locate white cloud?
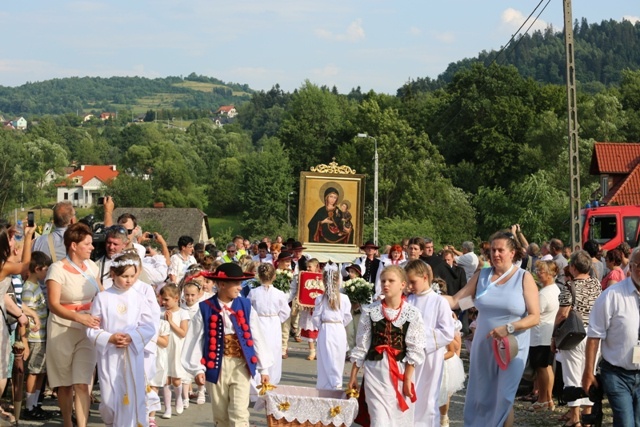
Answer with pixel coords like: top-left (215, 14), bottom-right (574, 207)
top-left (409, 27), bottom-right (422, 36)
top-left (623, 15), bottom-right (640, 24)
top-left (434, 31), bottom-right (455, 44)
top-left (315, 19), bottom-right (365, 43)
top-left (312, 65), bottom-right (340, 77)
top-left (501, 7), bottom-right (547, 33)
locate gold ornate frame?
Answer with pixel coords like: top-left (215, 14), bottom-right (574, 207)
top-left (298, 160), bottom-right (365, 254)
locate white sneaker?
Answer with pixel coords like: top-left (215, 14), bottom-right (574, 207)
top-left (440, 415), bottom-right (450, 427)
top-left (176, 404), bottom-right (184, 415)
top-left (183, 399), bottom-right (190, 409)
top-left (160, 411), bottom-right (171, 420)
top-left (197, 390), bottom-right (206, 405)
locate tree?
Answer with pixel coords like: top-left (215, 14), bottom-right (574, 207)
top-left (278, 81), bottom-right (343, 175)
top-left (239, 138), bottom-right (294, 236)
top-left (105, 174), bottom-right (154, 208)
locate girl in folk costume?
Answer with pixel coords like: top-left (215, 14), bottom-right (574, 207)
top-left (247, 263), bottom-right (290, 393)
top-left (87, 252), bottom-right (156, 427)
top-left (181, 263), bottom-right (273, 427)
top-left (405, 260), bottom-right (455, 427)
top-left (312, 264), bottom-right (352, 389)
top-left (159, 284), bottom-right (190, 418)
top-left (180, 282), bottom-right (207, 408)
top-left (348, 266), bottom-right (427, 427)
top-left (298, 258), bottom-right (323, 360)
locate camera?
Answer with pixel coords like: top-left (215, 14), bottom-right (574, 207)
top-left (27, 211), bottom-right (34, 227)
top-left (79, 214), bottom-right (106, 261)
top-left (563, 378), bottom-right (604, 426)
top-left (148, 233), bottom-right (155, 240)
top-left (97, 196), bottom-right (105, 205)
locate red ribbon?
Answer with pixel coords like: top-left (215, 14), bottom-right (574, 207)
top-left (374, 345), bottom-right (416, 412)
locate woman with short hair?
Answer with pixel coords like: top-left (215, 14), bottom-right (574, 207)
top-left (554, 250), bottom-right (601, 427)
top-left (46, 222), bottom-right (103, 427)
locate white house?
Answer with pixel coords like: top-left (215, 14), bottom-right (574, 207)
top-left (56, 165), bottom-right (119, 207)
top-left (11, 117), bottom-right (27, 130)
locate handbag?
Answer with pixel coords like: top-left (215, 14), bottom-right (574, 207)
top-left (553, 281), bottom-right (586, 350)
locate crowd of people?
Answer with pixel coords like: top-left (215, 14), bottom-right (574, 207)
top-left (1, 201), bottom-right (640, 427)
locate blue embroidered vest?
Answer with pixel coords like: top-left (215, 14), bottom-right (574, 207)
top-left (199, 296), bottom-right (258, 384)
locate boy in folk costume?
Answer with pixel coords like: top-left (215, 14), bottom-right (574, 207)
top-left (181, 263), bottom-right (273, 427)
top-left (87, 252), bottom-right (156, 427)
top-left (404, 260), bottom-right (455, 427)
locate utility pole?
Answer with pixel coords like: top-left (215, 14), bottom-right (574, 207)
top-left (564, 0), bottom-right (581, 250)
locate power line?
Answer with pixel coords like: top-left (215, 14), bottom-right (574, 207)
top-left (432, 0), bottom-right (552, 140)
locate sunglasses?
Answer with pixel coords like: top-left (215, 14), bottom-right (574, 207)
top-left (106, 225), bottom-right (128, 235)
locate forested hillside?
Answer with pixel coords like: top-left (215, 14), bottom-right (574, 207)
top-left (0, 73), bottom-right (252, 116)
top-left (2, 18), bottom-right (640, 246)
top-left (400, 18), bottom-right (640, 95)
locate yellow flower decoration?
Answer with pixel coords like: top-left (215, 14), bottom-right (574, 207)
top-left (345, 388), bottom-right (360, 399)
top-left (257, 383), bottom-right (277, 396)
top-left (330, 406), bottom-right (341, 417)
top-left (278, 402), bottom-right (291, 411)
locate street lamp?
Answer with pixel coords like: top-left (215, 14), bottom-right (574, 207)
top-left (287, 191), bottom-right (295, 226)
top-left (357, 133), bottom-right (378, 246)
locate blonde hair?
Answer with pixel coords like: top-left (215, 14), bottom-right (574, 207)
top-left (307, 258), bottom-right (320, 272)
top-left (404, 259), bottom-right (433, 283)
top-left (381, 265), bottom-right (408, 284)
top-left (257, 263), bottom-right (276, 283)
top-left (159, 283), bottom-right (180, 299)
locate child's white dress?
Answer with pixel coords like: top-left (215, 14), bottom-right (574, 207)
top-left (166, 308), bottom-right (191, 379)
top-left (438, 320), bottom-right (466, 406)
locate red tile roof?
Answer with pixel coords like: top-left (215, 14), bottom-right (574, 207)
top-left (590, 142), bottom-right (640, 174)
top-left (216, 105), bottom-right (235, 113)
top-left (63, 165), bottom-right (119, 186)
top-left (607, 164), bottom-right (640, 205)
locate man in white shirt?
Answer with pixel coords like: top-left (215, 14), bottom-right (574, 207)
top-left (251, 242), bottom-right (273, 264)
top-left (449, 241), bottom-right (479, 282)
top-left (583, 246), bottom-right (640, 426)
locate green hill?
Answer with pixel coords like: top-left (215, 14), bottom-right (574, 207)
top-left (0, 72), bottom-right (253, 117)
top-left (400, 18), bottom-right (640, 95)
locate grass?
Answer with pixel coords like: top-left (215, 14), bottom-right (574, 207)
top-left (208, 215), bottom-right (243, 245)
top-left (173, 81), bottom-right (251, 97)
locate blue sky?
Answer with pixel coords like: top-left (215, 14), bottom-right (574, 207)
top-left (1, 1), bottom-right (637, 94)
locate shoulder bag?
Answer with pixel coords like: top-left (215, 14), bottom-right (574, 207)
top-left (553, 281), bottom-right (586, 350)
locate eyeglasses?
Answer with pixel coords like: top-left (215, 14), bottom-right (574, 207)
top-left (145, 251), bottom-right (151, 255)
top-left (227, 250), bottom-right (236, 254)
top-left (106, 225), bottom-right (128, 235)
top-left (126, 228), bottom-right (134, 235)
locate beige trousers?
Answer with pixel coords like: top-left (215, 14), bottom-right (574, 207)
top-left (281, 302), bottom-right (301, 351)
top-left (206, 356), bottom-right (251, 427)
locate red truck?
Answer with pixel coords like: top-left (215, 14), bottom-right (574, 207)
top-left (582, 204), bottom-right (640, 251)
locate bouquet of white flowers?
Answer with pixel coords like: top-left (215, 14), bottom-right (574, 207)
top-left (273, 269), bottom-right (294, 293)
top-left (342, 277), bottom-right (374, 305)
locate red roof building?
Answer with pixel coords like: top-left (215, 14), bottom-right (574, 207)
top-left (590, 142), bottom-right (640, 205)
top-left (56, 165), bottom-right (119, 207)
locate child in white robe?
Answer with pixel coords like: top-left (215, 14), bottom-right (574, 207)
top-left (313, 265), bottom-right (352, 390)
top-left (159, 283), bottom-right (190, 418)
top-left (405, 260), bottom-right (455, 427)
top-left (438, 314), bottom-right (466, 427)
top-left (348, 265), bottom-right (427, 427)
top-left (148, 315), bottom-right (169, 427)
top-left (87, 252), bottom-right (156, 427)
top-left (180, 281), bottom-right (206, 408)
top-left (248, 263), bottom-right (290, 397)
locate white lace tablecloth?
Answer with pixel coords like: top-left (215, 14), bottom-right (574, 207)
top-left (261, 385), bottom-right (358, 426)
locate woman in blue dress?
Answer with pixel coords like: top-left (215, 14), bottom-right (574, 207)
top-left (445, 231), bottom-right (540, 426)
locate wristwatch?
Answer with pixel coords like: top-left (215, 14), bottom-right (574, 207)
top-left (506, 323), bottom-right (515, 334)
